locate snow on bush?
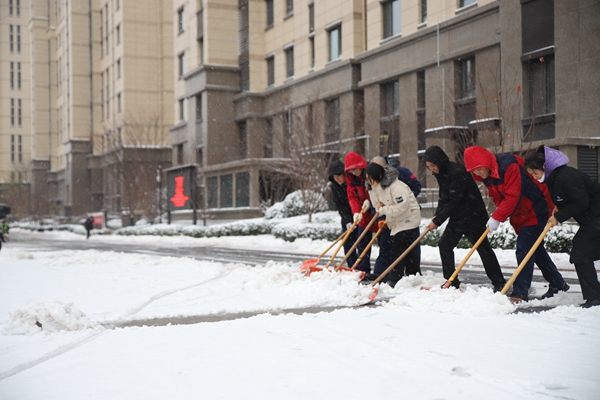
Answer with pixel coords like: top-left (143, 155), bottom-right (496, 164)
top-left (3, 301), bottom-right (103, 335)
top-left (264, 190), bottom-right (328, 219)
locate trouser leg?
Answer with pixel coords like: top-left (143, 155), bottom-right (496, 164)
top-left (574, 261), bottom-right (600, 301)
top-left (512, 225), bottom-right (538, 297)
top-left (411, 227), bottom-right (422, 275)
top-left (374, 228), bottom-right (392, 275)
top-left (388, 230), bottom-right (415, 282)
top-left (403, 227), bottom-right (421, 276)
top-left (533, 244), bottom-right (565, 289)
top-left (355, 226), bottom-right (372, 273)
top-left (438, 224), bottom-right (463, 281)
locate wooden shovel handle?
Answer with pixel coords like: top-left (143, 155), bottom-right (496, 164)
top-left (324, 204), bottom-right (370, 269)
top-left (334, 211), bottom-right (380, 271)
top-left (316, 230), bottom-right (348, 259)
top-left (350, 223), bottom-right (386, 271)
top-left (443, 227), bottom-right (490, 288)
top-left (371, 227), bottom-right (430, 287)
top-left (500, 222), bottom-right (552, 295)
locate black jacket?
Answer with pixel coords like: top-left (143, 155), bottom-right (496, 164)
top-left (546, 165), bottom-right (600, 226)
top-left (423, 146), bottom-right (489, 227)
top-left (328, 161), bottom-right (353, 227)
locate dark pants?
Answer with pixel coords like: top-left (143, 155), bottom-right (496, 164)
top-left (341, 225), bottom-right (359, 269)
top-left (386, 227), bottom-right (421, 283)
top-left (439, 222), bottom-right (505, 286)
top-left (512, 223), bottom-right (565, 297)
top-left (571, 219), bottom-right (600, 301)
top-left (86, 229), bottom-right (91, 239)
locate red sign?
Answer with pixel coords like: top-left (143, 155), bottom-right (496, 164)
top-left (170, 176), bottom-right (190, 207)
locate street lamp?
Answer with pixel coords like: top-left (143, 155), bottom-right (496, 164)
top-left (156, 165), bottom-right (162, 223)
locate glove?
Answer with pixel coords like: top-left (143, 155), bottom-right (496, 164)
top-left (378, 220), bottom-right (387, 230)
top-left (487, 217), bottom-right (501, 232)
top-left (353, 213), bottom-right (362, 223)
top-left (346, 222), bottom-right (353, 230)
top-left (362, 199), bottom-right (371, 209)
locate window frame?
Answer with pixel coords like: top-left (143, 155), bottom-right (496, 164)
top-left (284, 45), bottom-right (294, 79)
top-left (327, 24), bottom-right (342, 62)
top-left (382, 0), bottom-right (402, 39)
top-left (178, 7), bottom-right (185, 34)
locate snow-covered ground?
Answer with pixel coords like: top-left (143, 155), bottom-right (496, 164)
top-left (1, 228), bottom-right (599, 399)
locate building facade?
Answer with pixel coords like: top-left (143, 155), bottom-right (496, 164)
top-left (171, 0), bottom-right (599, 220)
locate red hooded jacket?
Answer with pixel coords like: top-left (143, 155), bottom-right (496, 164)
top-left (463, 146), bottom-right (553, 233)
top-left (344, 152), bottom-right (376, 231)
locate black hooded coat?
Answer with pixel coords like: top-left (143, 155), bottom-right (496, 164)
top-left (422, 146), bottom-right (489, 227)
top-left (328, 161), bottom-right (353, 228)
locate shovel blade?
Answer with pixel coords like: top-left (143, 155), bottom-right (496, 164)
top-left (367, 287), bottom-right (379, 303)
top-left (419, 286), bottom-right (432, 291)
top-left (338, 267), bottom-right (366, 280)
top-left (300, 258), bottom-right (319, 272)
top-left (303, 266), bottom-right (324, 277)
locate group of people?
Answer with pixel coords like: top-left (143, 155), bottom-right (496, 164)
top-left (328, 145), bottom-right (600, 308)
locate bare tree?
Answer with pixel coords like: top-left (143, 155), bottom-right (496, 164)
top-left (102, 113), bottom-right (171, 225)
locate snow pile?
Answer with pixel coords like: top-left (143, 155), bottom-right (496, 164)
top-left (3, 301), bottom-right (103, 335)
top-left (264, 190), bottom-right (328, 219)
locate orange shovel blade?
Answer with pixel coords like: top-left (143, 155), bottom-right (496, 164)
top-left (300, 258), bottom-right (319, 271)
top-left (303, 265), bottom-right (324, 277)
top-left (338, 267), bottom-right (366, 280)
top-left (367, 287), bottom-right (379, 303)
top-left (419, 286), bottom-right (432, 291)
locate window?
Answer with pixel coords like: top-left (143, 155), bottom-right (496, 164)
top-left (10, 62), bottom-right (14, 90)
top-left (420, 0), bottom-right (427, 24)
top-left (417, 70), bottom-right (426, 109)
top-left (9, 25), bottom-right (13, 53)
top-left (117, 59), bottom-right (121, 78)
top-left (417, 70), bottom-right (426, 150)
top-left (283, 110), bottom-right (292, 156)
top-left (266, 55), bottom-right (275, 86)
top-left (9, 0), bottom-right (12, 16)
top-left (309, 37), bottom-right (315, 69)
top-left (207, 176), bottom-right (218, 208)
top-left (285, 46), bottom-right (294, 78)
top-left (195, 94), bottom-right (202, 121)
top-left (286, 0), bottom-right (293, 16)
top-left (577, 146), bottom-right (598, 182)
top-left (178, 52), bottom-right (185, 77)
top-left (176, 144), bottom-right (184, 164)
top-left (459, 0), bottom-right (477, 8)
top-left (238, 121), bottom-right (247, 159)
top-left (383, 0), bottom-right (401, 39)
top-left (100, 10), bottom-right (104, 55)
top-left (18, 135), bottom-right (22, 162)
top-left (17, 62), bottom-right (21, 90)
top-left (17, 25), bottom-right (20, 53)
top-left (116, 24), bottom-right (121, 44)
top-left (525, 56), bottom-right (555, 117)
top-left (18, 99), bottom-right (22, 126)
top-left (522, 0), bottom-right (554, 54)
top-left (220, 174), bottom-right (233, 208)
top-left (178, 8), bottom-right (185, 33)
top-left (328, 25), bottom-right (341, 61)
top-left (236, 172), bottom-right (250, 207)
top-left (239, 1), bottom-right (250, 91)
top-left (309, 3), bottom-right (314, 32)
top-left (325, 98), bottom-right (340, 143)
top-left (196, 148), bottom-right (203, 166)
top-left (266, 0), bottom-right (274, 27)
top-left (179, 99), bottom-right (186, 121)
top-left (264, 118), bottom-right (273, 158)
top-left (16, 0), bottom-right (20, 17)
top-left (10, 98), bottom-right (15, 126)
top-left (11, 135), bottom-right (15, 162)
top-left (117, 93), bottom-right (122, 112)
top-left (457, 57), bottom-right (476, 99)
top-left (116, 0), bottom-right (120, 10)
top-left (380, 81), bottom-right (400, 156)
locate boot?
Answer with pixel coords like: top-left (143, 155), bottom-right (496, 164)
top-left (540, 282), bottom-right (570, 299)
top-left (508, 292), bottom-right (528, 303)
top-left (581, 299), bottom-right (600, 308)
top-left (493, 282), bottom-right (506, 293)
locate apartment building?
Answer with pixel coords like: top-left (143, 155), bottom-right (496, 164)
top-left (1, 0), bottom-right (174, 219)
top-left (170, 0), bottom-right (599, 220)
top-left (0, 0), bottom-right (31, 215)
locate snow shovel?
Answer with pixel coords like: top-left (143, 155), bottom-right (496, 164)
top-left (330, 211), bottom-right (381, 276)
top-left (500, 222), bottom-right (553, 297)
top-left (366, 228), bottom-right (430, 302)
top-left (304, 203), bottom-right (370, 276)
top-left (299, 230), bottom-right (347, 272)
top-left (347, 221), bottom-right (387, 272)
top-left (420, 227), bottom-right (490, 290)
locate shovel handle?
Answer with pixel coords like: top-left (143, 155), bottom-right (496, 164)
top-left (317, 230), bottom-right (348, 259)
top-left (334, 211), bottom-right (380, 271)
top-left (500, 222), bottom-right (552, 295)
top-left (350, 223), bottom-right (386, 271)
top-left (371, 228), bottom-right (430, 287)
top-left (442, 227), bottom-right (490, 288)
top-left (324, 204), bottom-right (370, 269)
